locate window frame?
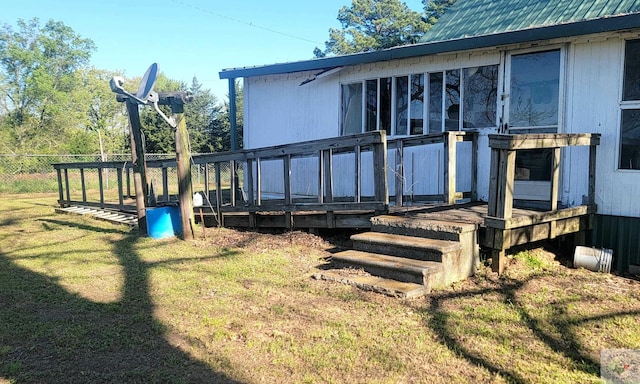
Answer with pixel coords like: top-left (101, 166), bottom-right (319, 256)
top-left (340, 64), bottom-right (499, 137)
top-left (619, 38), bottom-right (640, 171)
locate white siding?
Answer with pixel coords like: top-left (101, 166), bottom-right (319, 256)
top-left (242, 34), bottom-right (640, 216)
top-left (244, 71), bottom-right (340, 149)
top-left (565, 37), bottom-right (640, 218)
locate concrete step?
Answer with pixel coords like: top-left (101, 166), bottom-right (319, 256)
top-left (331, 250), bottom-right (443, 289)
top-left (350, 231), bottom-right (461, 262)
top-left (371, 215), bottom-right (477, 241)
top-left (313, 270), bottom-right (428, 299)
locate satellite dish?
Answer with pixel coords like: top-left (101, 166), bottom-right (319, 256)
top-left (136, 63), bottom-right (158, 100)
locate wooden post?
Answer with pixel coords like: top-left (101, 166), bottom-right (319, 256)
top-left (56, 169), bottom-right (64, 206)
top-left (162, 167), bottom-right (169, 202)
top-left (64, 169), bottom-right (70, 204)
top-left (471, 133), bottom-right (479, 202)
top-left (373, 132), bottom-right (389, 205)
top-left (256, 158), bottom-right (262, 206)
top-left (98, 167), bottom-right (105, 208)
top-left (550, 148), bottom-right (561, 212)
top-left (488, 146), bottom-right (516, 274)
top-left (284, 155), bottom-right (292, 206)
top-left (173, 106), bottom-right (194, 240)
top-left (444, 132), bottom-right (457, 205)
top-left (323, 150), bottom-right (334, 204)
top-left (204, 164), bottom-right (210, 202)
top-left (588, 144), bottom-right (597, 206)
top-left (246, 160), bottom-right (254, 205)
top-left (354, 145), bottom-right (361, 203)
top-left (395, 141), bottom-right (404, 207)
top-left (80, 168), bottom-right (87, 203)
top-left (125, 100), bottom-right (148, 235)
top-left (117, 167), bottom-right (124, 208)
top-left (230, 160), bottom-right (237, 206)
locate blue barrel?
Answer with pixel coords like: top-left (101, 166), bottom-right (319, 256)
top-left (146, 206), bottom-right (183, 239)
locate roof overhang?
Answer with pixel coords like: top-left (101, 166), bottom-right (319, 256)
top-left (219, 12), bottom-right (640, 80)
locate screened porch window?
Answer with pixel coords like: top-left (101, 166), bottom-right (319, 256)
top-left (340, 64), bottom-right (498, 136)
top-left (621, 39), bottom-right (640, 170)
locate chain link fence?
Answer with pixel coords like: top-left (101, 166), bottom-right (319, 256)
top-left (0, 154), bottom-right (225, 195)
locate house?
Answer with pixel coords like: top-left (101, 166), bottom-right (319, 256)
top-left (219, 0), bottom-right (640, 273)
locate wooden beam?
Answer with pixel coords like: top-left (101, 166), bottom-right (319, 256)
top-left (488, 133), bottom-right (601, 150)
top-left (484, 205), bottom-right (595, 229)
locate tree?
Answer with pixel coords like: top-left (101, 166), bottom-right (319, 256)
top-left (138, 74), bottom-right (184, 154)
top-left (68, 68), bottom-right (128, 154)
top-left (185, 77), bottom-right (223, 154)
top-left (0, 18), bottom-right (96, 153)
top-left (423, 0), bottom-right (457, 24)
top-left (314, 0), bottom-right (430, 57)
top-left (209, 80), bottom-right (243, 152)
top-left (314, 0), bottom-right (456, 57)
top-left (138, 75), bottom-right (225, 154)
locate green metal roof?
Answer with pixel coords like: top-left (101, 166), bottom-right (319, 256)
top-left (421, 0), bottom-right (640, 42)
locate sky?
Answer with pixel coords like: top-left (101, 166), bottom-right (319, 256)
top-left (2, 0), bottom-right (426, 100)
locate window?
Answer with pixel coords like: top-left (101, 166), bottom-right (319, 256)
top-left (340, 64), bottom-right (498, 136)
top-left (620, 39), bottom-right (640, 170)
top-left (341, 83), bottom-right (362, 136)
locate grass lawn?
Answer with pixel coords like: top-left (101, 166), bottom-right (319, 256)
top-left (1, 193), bottom-right (639, 383)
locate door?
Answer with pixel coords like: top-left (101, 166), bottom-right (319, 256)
top-left (503, 49), bottom-right (563, 201)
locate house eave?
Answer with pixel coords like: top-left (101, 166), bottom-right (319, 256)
top-left (219, 12), bottom-right (640, 80)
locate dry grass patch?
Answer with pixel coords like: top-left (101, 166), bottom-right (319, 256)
top-left (1, 194), bottom-right (639, 383)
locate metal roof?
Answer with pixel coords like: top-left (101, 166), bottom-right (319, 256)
top-left (219, 0), bottom-right (640, 80)
top-left (421, 0), bottom-right (640, 42)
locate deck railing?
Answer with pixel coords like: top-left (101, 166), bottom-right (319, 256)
top-left (54, 130), bottom-right (479, 226)
top-left (191, 131), bottom-right (389, 225)
top-left (388, 131), bottom-right (478, 206)
top-left (53, 158), bottom-right (180, 212)
top-left (484, 133), bottom-right (601, 273)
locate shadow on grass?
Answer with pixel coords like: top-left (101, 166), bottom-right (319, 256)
top-left (420, 272), bottom-right (640, 384)
top-left (0, 221), bottom-right (244, 383)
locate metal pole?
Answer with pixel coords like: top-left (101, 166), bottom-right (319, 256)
top-left (228, 78), bottom-right (238, 150)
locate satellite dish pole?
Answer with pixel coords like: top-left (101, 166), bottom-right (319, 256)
top-left (110, 64), bottom-right (194, 240)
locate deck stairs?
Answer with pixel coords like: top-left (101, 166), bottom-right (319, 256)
top-left (315, 214), bottom-right (480, 298)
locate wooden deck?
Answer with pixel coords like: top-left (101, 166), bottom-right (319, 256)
top-left (53, 131), bottom-right (600, 274)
